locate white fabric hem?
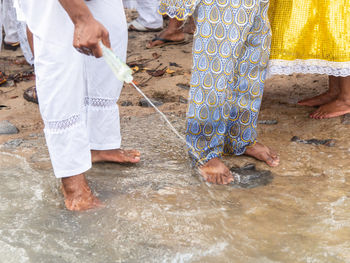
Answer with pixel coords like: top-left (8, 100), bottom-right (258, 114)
top-left (268, 59), bottom-right (350, 77)
top-left (54, 163), bottom-right (92, 178)
top-left (90, 142), bottom-right (121, 151)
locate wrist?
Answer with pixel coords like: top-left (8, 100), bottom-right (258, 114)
top-left (72, 12), bottom-right (93, 25)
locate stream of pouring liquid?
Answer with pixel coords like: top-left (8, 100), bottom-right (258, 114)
top-left (99, 42), bottom-right (205, 166)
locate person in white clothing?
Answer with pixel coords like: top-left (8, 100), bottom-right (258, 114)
top-left (1, 0), bottom-right (20, 50)
top-left (124, 0), bottom-right (163, 31)
top-left (17, 0), bottom-right (141, 211)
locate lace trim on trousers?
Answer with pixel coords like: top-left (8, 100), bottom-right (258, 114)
top-left (44, 115), bottom-right (82, 134)
top-left (268, 59), bottom-right (350, 77)
top-left (84, 97), bottom-right (117, 110)
top-left (44, 97), bottom-right (117, 134)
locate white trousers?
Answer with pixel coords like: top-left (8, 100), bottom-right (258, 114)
top-left (33, 0), bottom-right (127, 178)
top-left (1, 0), bottom-right (19, 43)
top-left (124, 0), bottom-right (163, 29)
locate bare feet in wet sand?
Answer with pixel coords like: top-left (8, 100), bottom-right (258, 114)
top-left (244, 142), bottom-right (280, 167)
top-left (198, 143), bottom-right (279, 184)
top-left (91, 149), bottom-right (141, 164)
top-left (298, 76), bottom-right (340, 107)
top-left (199, 158), bottom-right (234, 185)
top-left (310, 76), bottom-right (350, 119)
top-left (62, 174), bottom-right (104, 211)
top-left (61, 150), bottom-right (140, 211)
top-left (310, 99), bottom-right (350, 119)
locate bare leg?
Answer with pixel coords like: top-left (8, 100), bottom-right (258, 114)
top-left (61, 174), bottom-right (104, 211)
top-left (183, 16), bottom-right (195, 34)
top-left (298, 76), bottom-right (340, 107)
top-left (91, 149), bottom-right (141, 163)
top-left (198, 158), bottom-right (234, 185)
top-left (146, 18), bottom-right (185, 48)
top-left (310, 76), bottom-right (350, 119)
top-left (26, 26), bottom-right (34, 55)
top-left (244, 142), bottom-right (280, 167)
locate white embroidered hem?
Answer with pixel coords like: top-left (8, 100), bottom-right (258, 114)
top-left (268, 59), bottom-right (350, 77)
top-left (43, 115), bottom-right (83, 135)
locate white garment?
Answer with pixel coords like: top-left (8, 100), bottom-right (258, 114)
top-left (2, 0), bottom-right (33, 64)
top-left (124, 0), bottom-right (163, 29)
top-left (1, 0), bottom-right (19, 43)
top-left (20, 0), bottom-right (127, 178)
top-left (16, 19), bottom-right (33, 65)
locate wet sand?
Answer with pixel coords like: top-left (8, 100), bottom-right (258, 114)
top-left (1, 14), bottom-right (350, 263)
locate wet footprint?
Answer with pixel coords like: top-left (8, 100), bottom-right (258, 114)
top-left (230, 164), bottom-right (273, 189)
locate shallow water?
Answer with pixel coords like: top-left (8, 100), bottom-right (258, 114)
top-left (1, 115), bottom-right (350, 263)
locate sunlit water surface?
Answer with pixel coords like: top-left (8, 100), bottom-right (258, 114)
top-left (0, 115), bottom-right (349, 263)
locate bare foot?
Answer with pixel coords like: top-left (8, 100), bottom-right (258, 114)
top-left (198, 158), bottom-right (234, 184)
top-left (244, 142), bottom-right (280, 167)
top-left (298, 91), bottom-right (339, 107)
top-left (61, 174), bottom-right (104, 211)
top-left (298, 76), bottom-right (340, 107)
top-left (146, 18), bottom-right (185, 49)
top-left (310, 76), bottom-right (350, 119)
top-left (309, 99), bottom-right (350, 119)
top-left (91, 149), bottom-right (141, 164)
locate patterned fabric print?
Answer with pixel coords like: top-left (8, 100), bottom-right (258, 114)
top-left (158, 0), bottom-right (200, 20)
top-left (186, 0), bottom-right (271, 164)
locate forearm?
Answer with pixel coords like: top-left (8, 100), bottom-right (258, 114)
top-left (58, 0), bottom-right (93, 25)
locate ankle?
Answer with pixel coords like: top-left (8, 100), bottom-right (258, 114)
top-left (245, 142), bottom-right (258, 152)
top-left (91, 150), bottom-right (104, 161)
top-left (61, 174), bottom-right (87, 194)
top-left (336, 96), bottom-right (350, 104)
top-left (327, 89), bottom-right (340, 96)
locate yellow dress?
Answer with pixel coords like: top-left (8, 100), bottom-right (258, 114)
top-left (268, 0), bottom-right (350, 76)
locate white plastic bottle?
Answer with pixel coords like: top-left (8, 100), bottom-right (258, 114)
top-left (100, 42), bottom-right (133, 84)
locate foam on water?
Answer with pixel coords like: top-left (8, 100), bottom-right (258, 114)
top-left (0, 240), bottom-right (29, 263)
top-left (169, 241), bottom-right (228, 262)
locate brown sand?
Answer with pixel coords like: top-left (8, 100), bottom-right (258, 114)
top-left (0, 13), bottom-right (349, 175)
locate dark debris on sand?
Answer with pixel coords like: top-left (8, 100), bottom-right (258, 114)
top-left (230, 164), bottom-right (273, 189)
top-left (291, 136), bottom-right (336, 147)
